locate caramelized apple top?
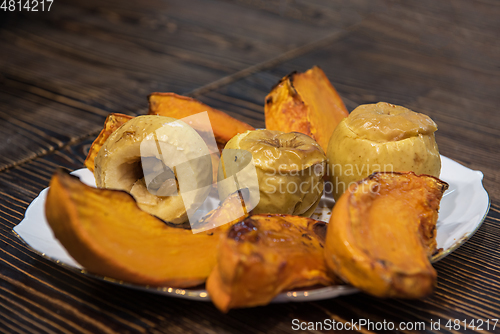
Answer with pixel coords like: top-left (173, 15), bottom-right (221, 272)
top-left (345, 102), bottom-right (437, 142)
top-left (232, 129), bottom-right (325, 172)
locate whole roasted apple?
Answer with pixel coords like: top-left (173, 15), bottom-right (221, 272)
top-left (218, 130), bottom-right (326, 216)
top-left (94, 115), bottom-right (212, 224)
top-left (327, 102), bottom-right (441, 200)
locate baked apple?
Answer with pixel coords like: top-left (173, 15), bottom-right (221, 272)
top-left (94, 115), bottom-right (213, 224)
top-left (217, 129), bottom-right (326, 216)
top-left (327, 102), bottom-right (441, 200)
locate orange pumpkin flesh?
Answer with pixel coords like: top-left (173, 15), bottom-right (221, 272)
top-left (45, 170), bottom-right (246, 287)
top-left (324, 172), bottom-right (448, 298)
top-left (265, 66), bottom-right (349, 152)
top-left (207, 214), bottom-right (336, 312)
top-left (148, 92), bottom-right (255, 149)
top-left (84, 113), bottom-right (134, 172)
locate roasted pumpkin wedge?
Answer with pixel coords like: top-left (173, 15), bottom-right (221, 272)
top-left (84, 113), bottom-right (134, 172)
top-left (207, 214), bottom-right (336, 312)
top-left (45, 170), bottom-right (247, 287)
top-left (265, 66), bottom-right (349, 153)
top-left (148, 92), bottom-right (255, 151)
top-left (324, 172), bottom-right (448, 298)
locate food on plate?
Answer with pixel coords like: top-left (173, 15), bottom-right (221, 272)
top-left (265, 66), bottom-right (349, 153)
top-left (84, 113), bottom-right (134, 172)
top-left (324, 171), bottom-right (448, 298)
top-left (45, 170), bottom-right (230, 287)
top-left (206, 214), bottom-right (336, 312)
top-left (46, 76), bottom-right (450, 309)
top-left (327, 102), bottom-right (441, 200)
top-left (94, 115), bottom-right (212, 224)
top-left (148, 92), bottom-right (255, 152)
top-left (218, 129), bottom-right (326, 216)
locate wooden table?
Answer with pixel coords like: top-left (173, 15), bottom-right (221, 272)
top-left (1, 0), bottom-right (499, 333)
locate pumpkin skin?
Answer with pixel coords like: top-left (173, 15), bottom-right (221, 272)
top-left (265, 66), bottom-right (349, 153)
top-left (206, 214), bottom-right (337, 312)
top-left (45, 170), bottom-right (247, 288)
top-left (324, 171), bottom-right (448, 298)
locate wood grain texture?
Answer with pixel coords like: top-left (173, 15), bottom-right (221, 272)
top-left (0, 0), bottom-right (386, 172)
top-left (0, 0), bottom-right (499, 333)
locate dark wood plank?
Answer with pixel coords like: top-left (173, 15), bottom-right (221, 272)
top-left (0, 0), bottom-right (388, 171)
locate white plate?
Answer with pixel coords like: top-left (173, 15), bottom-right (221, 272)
top-left (13, 156), bottom-right (489, 302)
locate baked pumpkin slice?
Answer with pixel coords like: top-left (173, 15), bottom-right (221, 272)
top-left (148, 92), bottom-right (255, 152)
top-left (265, 66), bottom-right (349, 153)
top-left (45, 170), bottom-right (248, 287)
top-left (324, 172), bottom-right (448, 298)
top-left (207, 214), bottom-right (337, 312)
